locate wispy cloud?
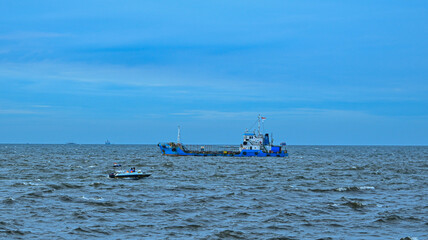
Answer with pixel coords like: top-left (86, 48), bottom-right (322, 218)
top-left (0, 32), bottom-right (70, 40)
top-left (0, 109), bottom-right (37, 115)
top-left (31, 105), bottom-right (51, 108)
top-left (0, 62), bottom-right (237, 89)
top-left (171, 108), bottom-right (374, 120)
top-left (171, 110), bottom-right (256, 119)
top-left (1, 61), bottom-right (423, 106)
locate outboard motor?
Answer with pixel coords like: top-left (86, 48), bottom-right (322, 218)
top-left (263, 134), bottom-right (269, 145)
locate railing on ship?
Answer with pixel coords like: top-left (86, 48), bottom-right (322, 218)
top-left (182, 144), bottom-right (240, 153)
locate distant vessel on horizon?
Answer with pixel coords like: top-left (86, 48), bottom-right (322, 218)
top-left (105, 139), bottom-right (111, 145)
top-left (158, 115), bottom-right (288, 157)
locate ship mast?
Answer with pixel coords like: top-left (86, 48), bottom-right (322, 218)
top-left (257, 114), bottom-right (261, 136)
top-left (177, 126), bottom-right (181, 144)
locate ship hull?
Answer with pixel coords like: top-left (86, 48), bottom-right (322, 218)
top-left (158, 143), bottom-right (288, 157)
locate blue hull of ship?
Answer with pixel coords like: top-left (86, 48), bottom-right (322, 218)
top-left (158, 143), bottom-right (288, 157)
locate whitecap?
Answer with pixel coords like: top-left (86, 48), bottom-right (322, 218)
top-left (81, 196), bottom-right (103, 201)
top-left (335, 186), bottom-right (375, 192)
top-left (22, 182), bottom-right (39, 186)
top-left (335, 187), bottom-right (347, 192)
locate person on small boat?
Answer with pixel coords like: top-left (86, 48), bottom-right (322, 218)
top-left (129, 167), bottom-right (135, 173)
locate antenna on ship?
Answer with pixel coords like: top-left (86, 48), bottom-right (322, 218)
top-left (177, 125), bottom-right (181, 144)
top-left (270, 132), bottom-right (274, 145)
top-left (257, 114), bottom-right (261, 136)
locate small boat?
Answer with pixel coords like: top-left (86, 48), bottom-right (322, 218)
top-left (105, 139), bottom-right (111, 145)
top-left (109, 170), bottom-right (151, 179)
top-left (113, 163), bottom-right (121, 167)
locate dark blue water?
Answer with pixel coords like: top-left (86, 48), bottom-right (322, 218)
top-left (0, 144), bottom-right (427, 239)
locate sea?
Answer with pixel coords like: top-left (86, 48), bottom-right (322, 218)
top-left (0, 144), bottom-right (426, 239)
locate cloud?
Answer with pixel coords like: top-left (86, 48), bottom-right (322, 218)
top-left (171, 108), bottom-right (374, 120)
top-left (0, 61), bottom-right (236, 88)
top-left (0, 32), bottom-right (70, 40)
top-left (31, 105), bottom-right (51, 108)
top-left (0, 60), bottom-right (425, 113)
top-left (171, 110), bottom-right (256, 119)
top-left (0, 109), bottom-right (37, 115)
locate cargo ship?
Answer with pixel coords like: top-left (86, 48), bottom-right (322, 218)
top-left (158, 115), bottom-right (288, 157)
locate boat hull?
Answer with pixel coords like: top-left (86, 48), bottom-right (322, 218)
top-left (158, 143), bottom-right (288, 157)
top-left (109, 173), bottom-right (151, 179)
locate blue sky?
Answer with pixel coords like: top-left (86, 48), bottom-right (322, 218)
top-left (0, 0), bottom-right (427, 145)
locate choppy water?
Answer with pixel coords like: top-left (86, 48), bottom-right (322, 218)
top-left (0, 144), bottom-right (427, 239)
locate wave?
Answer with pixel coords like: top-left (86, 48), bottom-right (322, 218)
top-left (346, 165), bottom-right (367, 170)
top-left (88, 182), bottom-right (106, 188)
top-left (81, 198), bottom-right (115, 207)
top-left (47, 182), bottom-right (84, 190)
top-left (101, 206), bottom-right (128, 213)
top-left (342, 201), bottom-right (364, 209)
top-left (266, 225), bottom-right (290, 230)
top-left (0, 229), bottom-right (29, 236)
top-left (70, 226), bottom-right (110, 235)
top-left (375, 214), bottom-right (402, 222)
top-left (2, 197), bottom-right (15, 204)
top-left (215, 230), bottom-right (245, 239)
top-left (162, 162), bottom-right (174, 168)
top-left (24, 191), bottom-right (43, 198)
top-left (310, 186), bottom-right (375, 192)
top-left (72, 211), bottom-right (88, 220)
top-left (211, 173), bottom-right (227, 178)
top-left (11, 181), bottom-right (40, 187)
top-left (71, 227), bottom-right (91, 233)
top-left (164, 224), bottom-right (202, 229)
top-left (266, 236), bottom-right (298, 240)
top-left (59, 195), bottom-right (74, 202)
top-left (375, 215), bottom-right (422, 223)
top-left (234, 212), bottom-right (250, 217)
top-left (335, 186), bottom-right (375, 192)
top-left (168, 185), bottom-right (207, 191)
top-left (309, 188), bottom-right (331, 192)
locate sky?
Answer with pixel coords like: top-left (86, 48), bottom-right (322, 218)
top-left (0, 0), bottom-right (427, 145)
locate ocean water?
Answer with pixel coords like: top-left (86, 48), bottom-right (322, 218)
top-left (0, 144), bottom-right (427, 239)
